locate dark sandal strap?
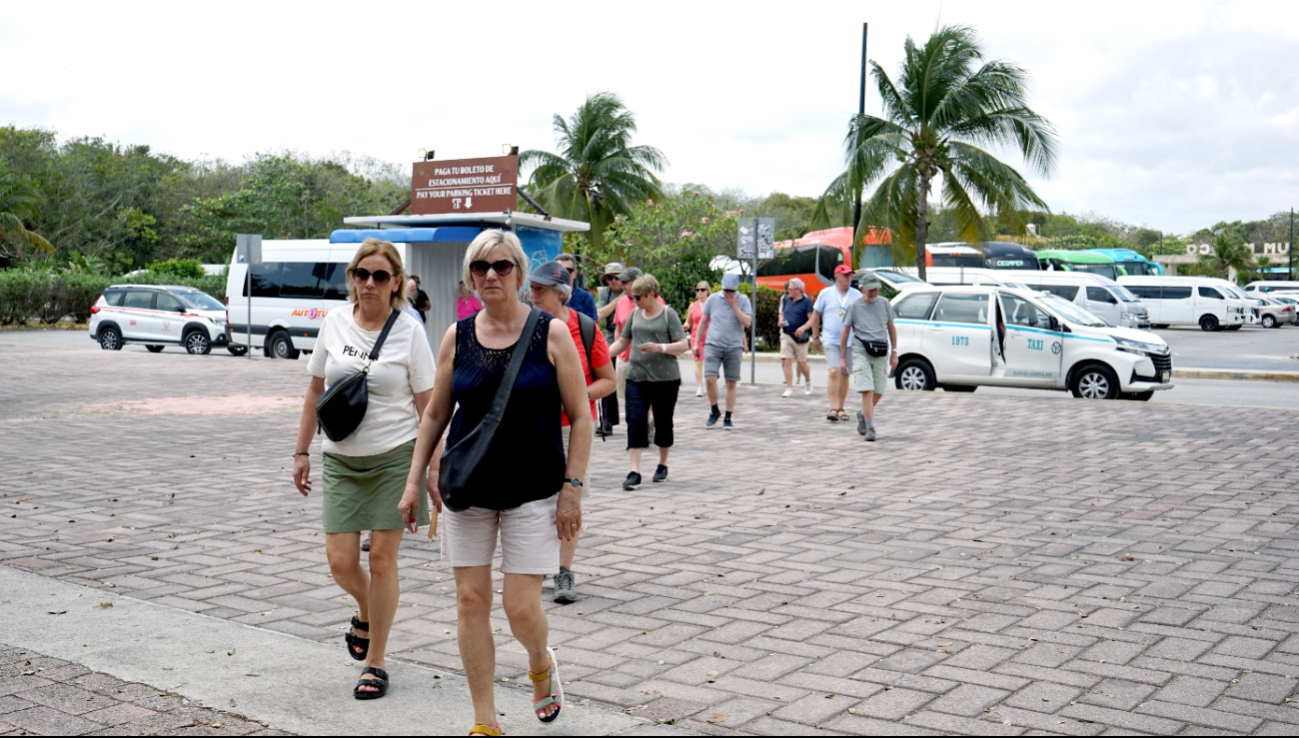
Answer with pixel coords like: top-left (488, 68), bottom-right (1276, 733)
top-left (354, 667), bottom-right (389, 698)
top-left (361, 666), bottom-right (389, 681)
top-left (351, 615), bottom-right (370, 631)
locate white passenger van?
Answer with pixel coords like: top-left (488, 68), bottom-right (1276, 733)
top-left (1118, 276), bottom-right (1246, 332)
top-left (225, 239), bottom-right (373, 359)
top-left (1201, 278), bottom-right (1257, 327)
top-left (991, 271), bottom-right (1149, 330)
top-left (1245, 280), bottom-right (1299, 295)
top-left (894, 266), bottom-right (1034, 289)
top-left (892, 285), bottom-right (1173, 400)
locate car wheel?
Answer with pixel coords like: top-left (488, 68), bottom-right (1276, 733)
top-left (943, 385), bottom-right (977, 393)
top-left (1262, 315), bottom-right (1277, 328)
top-left (1071, 364), bottom-right (1119, 400)
top-left (895, 358), bottom-right (936, 391)
top-left (268, 331), bottom-right (300, 360)
top-left (1121, 391), bottom-right (1155, 401)
top-left (184, 330), bottom-right (212, 355)
top-left (227, 345), bottom-right (248, 357)
top-left (1199, 315), bottom-right (1220, 332)
top-left (145, 345), bottom-right (165, 353)
top-left (98, 326), bottom-right (123, 351)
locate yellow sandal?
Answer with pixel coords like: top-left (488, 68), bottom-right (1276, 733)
top-left (468, 724), bottom-right (502, 736)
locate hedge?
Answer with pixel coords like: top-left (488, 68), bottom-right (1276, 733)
top-left (0, 270), bottom-right (227, 325)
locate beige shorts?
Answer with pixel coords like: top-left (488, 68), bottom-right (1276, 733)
top-left (440, 495), bottom-right (560, 575)
top-left (851, 347), bottom-right (890, 395)
top-left (561, 424), bottom-right (592, 499)
top-left (780, 333), bottom-right (810, 362)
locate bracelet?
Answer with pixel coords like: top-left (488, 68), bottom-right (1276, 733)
top-left (293, 452), bottom-right (309, 458)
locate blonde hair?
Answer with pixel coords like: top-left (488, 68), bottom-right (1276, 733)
top-left (346, 238), bottom-right (407, 310)
top-left (463, 229), bottom-right (528, 293)
top-left (631, 273), bottom-right (661, 298)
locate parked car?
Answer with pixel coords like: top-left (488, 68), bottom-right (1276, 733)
top-left (1265, 294), bottom-right (1299, 322)
top-left (89, 285), bottom-right (231, 355)
top-left (891, 285), bottom-right (1173, 400)
top-left (1117, 276), bottom-right (1247, 331)
top-left (1248, 297), bottom-right (1296, 328)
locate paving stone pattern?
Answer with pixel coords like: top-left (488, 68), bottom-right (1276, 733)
top-left (4, 344), bottom-right (1299, 735)
top-left (0, 644), bottom-right (287, 736)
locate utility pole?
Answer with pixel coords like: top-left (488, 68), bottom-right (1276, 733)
top-left (1290, 208), bottom-right (1295, 280)
top-left (851, 23), bottom-right (868, 263)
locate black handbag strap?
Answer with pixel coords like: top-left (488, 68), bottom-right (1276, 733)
top-left (481, 308), bottom-right (543, 424)
top-left (365, 310), bottom-right (402, 364)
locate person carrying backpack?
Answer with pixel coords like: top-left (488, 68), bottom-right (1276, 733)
top-left (528, 261), bottom-right (615, 603)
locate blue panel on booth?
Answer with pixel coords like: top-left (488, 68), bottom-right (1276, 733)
top-left (515, 225), bottom-right (563, 266)
top-left (330, 228), bottom-right (483, 244)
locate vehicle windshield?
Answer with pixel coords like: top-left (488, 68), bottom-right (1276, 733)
top-left (986, 256), bottom-right (1039, 270)
top-left (1117, 262), bottom-right (1158, 276)
top-left (1062, 262), bottom-right (1120, 281)
top-left (932, 254), bottom-right (986, 268)
top-left (176, 291), bottom-right (225, 311)
top-left (1036, 293), bottom-right (1109, 327)
top-left (873, 269), bottom-right (924, 284)
top-left (1112, 284), bottom-right (1139, 302)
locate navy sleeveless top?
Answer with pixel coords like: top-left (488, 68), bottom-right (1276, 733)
top-left (447, 310), bottom-right (565, 510)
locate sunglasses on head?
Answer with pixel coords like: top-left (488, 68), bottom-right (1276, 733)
top-left (351, 268), bottom-right (393, 284)
top-left (470, 260), bottom-right (516, 278)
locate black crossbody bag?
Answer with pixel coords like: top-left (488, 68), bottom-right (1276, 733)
top-left (858, 337), bottom-right (891, 357)
top-left (439, 308), bottom-right (543, 511)
top-left (315, 310), bottom-right (401, 443)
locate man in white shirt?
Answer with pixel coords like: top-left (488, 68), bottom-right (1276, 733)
top-left (810, 265), bottom-right (863, 422)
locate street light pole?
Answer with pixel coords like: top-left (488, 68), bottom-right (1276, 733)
top-left (1290, 208), bottom-right (1294, 280)
top-left (851, 23), bottom-right (868, 259)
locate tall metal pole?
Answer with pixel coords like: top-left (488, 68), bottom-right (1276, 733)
top-left (750, 249), bottom-right (758, 385)
top-left (1290, 208), bottom-right (1294, 280)
top-left (851, 24), bottom-right (868, 250)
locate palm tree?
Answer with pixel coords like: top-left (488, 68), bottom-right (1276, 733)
top-left (1203, 232), bottom-right (1254, 281)
top-left (815, 25), bottom-right (1057, 281)
top-left (520, 92), bottom-right (666, 254)
top-left (0, 165), bottom-right (54, 257)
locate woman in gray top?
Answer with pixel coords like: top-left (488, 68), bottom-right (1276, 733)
top-left (607, 274), bottom-right (689, 490)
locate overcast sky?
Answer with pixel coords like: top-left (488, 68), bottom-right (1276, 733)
top-left (2, 0), bottom-right (1296, 235)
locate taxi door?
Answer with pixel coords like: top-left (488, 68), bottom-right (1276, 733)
top-left (154, 292), bottom-right (187, 343)
top-left (997, 292), bottom-right (1063, 387)
top-left (924, 291), bottom-right (993, 379)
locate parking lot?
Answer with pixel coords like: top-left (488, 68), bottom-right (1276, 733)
top-left (3, 339), bottom-right (1299, 735)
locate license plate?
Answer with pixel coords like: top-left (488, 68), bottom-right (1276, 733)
top-left (1161, 371), bottom-right (1170, 383)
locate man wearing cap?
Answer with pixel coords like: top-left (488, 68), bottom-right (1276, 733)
top-left (596, 263), bottom-right (626, 436)
top-left (697, 273), bottom-right (753, 430)
top-left (838, 274), bottom-right (897, 442)
top-left (811, 266), bottom-right (864, 422)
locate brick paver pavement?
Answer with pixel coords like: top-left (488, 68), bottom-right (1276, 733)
top-left (3, 343), bottom-right (1299, 735)
top-left (0, 644), bottom-right (287, 736)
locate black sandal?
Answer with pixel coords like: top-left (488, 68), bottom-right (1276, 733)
top-left (353, 666), bottom-right (388, 700)
top-left (345, 616), bottom-right (369, 662)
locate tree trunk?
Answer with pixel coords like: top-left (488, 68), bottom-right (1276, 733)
top-left (916, 170), bottom-right (933, 283)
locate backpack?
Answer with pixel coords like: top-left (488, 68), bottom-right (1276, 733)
top-left (575, 311), bottom-right (605, 441)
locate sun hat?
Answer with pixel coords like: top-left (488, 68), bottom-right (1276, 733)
top-left (834, 264), bottom-right (854, 276)
top-left (529, 261), bottom-right (571, 287)
top-left (618, 266), bottom-right (644, 283)
top-left (858, 274), bottom-right (883, 291)
top-left (721, 273), bottom-right (741, 291)
top-left (603, 262), bottom-right (625, 277)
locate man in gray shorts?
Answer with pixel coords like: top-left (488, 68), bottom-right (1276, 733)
top-left (838, 274), bottom-right (898, 442)
top-left (697, 272), bottom-right (752, 430)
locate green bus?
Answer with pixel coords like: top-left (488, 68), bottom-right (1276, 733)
top-left (1036, 250), bottom-right (1120, 281)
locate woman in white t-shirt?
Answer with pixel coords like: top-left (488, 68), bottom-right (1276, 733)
top-left (292, 238), bottom-right (437, 701)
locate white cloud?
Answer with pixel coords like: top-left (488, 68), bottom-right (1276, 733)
top-left (1, 0), bottom-right (1296, 234)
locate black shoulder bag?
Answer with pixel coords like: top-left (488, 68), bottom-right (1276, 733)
top-left (314, 310), bottom-right (401, 443)
top-left (439, 308), bottom-right (543, 511)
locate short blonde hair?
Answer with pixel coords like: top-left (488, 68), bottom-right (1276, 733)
top-left (631, 274), bottom-right (661, 298)
top-left (346, 238), bottom-right (406, 310)
top-left (464, 229), bottom-right (528, 293)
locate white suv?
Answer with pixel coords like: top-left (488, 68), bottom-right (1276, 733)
top-left (89, 285), bottom-right (235, 355)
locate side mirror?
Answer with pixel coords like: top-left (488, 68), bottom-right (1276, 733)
top-left (1049, 316), bottom-right (1061, 332)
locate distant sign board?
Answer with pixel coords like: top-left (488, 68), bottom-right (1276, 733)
top-left (738, 218), bottom-right (776, 260)
top-left (410, 156), bottom-right (519, 215)
top-left (235, 234), bottom-right (262, 265)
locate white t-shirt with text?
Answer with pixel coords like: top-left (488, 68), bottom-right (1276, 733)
top-left (308, 307), bottom-right (436, 457)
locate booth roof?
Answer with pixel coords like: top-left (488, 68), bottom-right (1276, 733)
top-left (329, 227), bottom-right (483, 244)
top-left (343, 212), bottom-right (589, 233)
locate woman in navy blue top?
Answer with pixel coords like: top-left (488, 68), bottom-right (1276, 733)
top-left (401, 230), bottom-right (592, 735)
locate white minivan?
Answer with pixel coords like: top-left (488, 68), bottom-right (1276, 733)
top-left (893, 266), bottom-right (1035, 289)
top-left (992, 271), bottom-right (1149, 330)
top-left (1245, 280), bottom-right (1299, 295)
top-left (224, 239), bottom-right (379, 359)
top-left (1118, 276), bottom-right (1246, 332)
top-left (892, 285), bottom-right (1173, 400)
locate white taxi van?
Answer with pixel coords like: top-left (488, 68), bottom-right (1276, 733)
top-left (892, 285), bottom-right (1173, 400)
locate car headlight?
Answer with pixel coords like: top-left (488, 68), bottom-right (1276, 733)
top-left (1121, 312), bottom-right (1137, 320)
top-left (1113, 336), bottom-right (1167, 354)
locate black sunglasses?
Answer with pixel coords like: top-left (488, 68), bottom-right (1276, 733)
top-left (470, 260), bottom-right (516, 278)
top-left (696, 288), bottom-right (709, 292)
top-left (351, 268), bottom-right (393, 284)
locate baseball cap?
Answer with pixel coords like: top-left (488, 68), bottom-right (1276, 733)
top-left (721, 273), bottom-right (741, 291)
top-left (834, 264), bottom-right (854, 276)
top-left (618, 266), bottom-right (644, 283)
top-left (603, 262), bottom-right (625, 277)
top-left (858, 274), bottom-right (883, 291)
top-left (529, 261), bottom-right (571, 287)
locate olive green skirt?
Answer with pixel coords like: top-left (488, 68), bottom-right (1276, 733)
top-left (322, 439), bottom-right (430, 534)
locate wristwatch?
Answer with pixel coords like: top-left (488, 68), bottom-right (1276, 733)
top-left (567, 478), bottom-right (584, 489)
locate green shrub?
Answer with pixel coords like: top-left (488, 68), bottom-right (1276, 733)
top-left (55, 273), bottom-right (112, 323)
top-left (146, 258), bottom-right (205, 280)
top-left (0, 271), bottom-right (48, 325)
